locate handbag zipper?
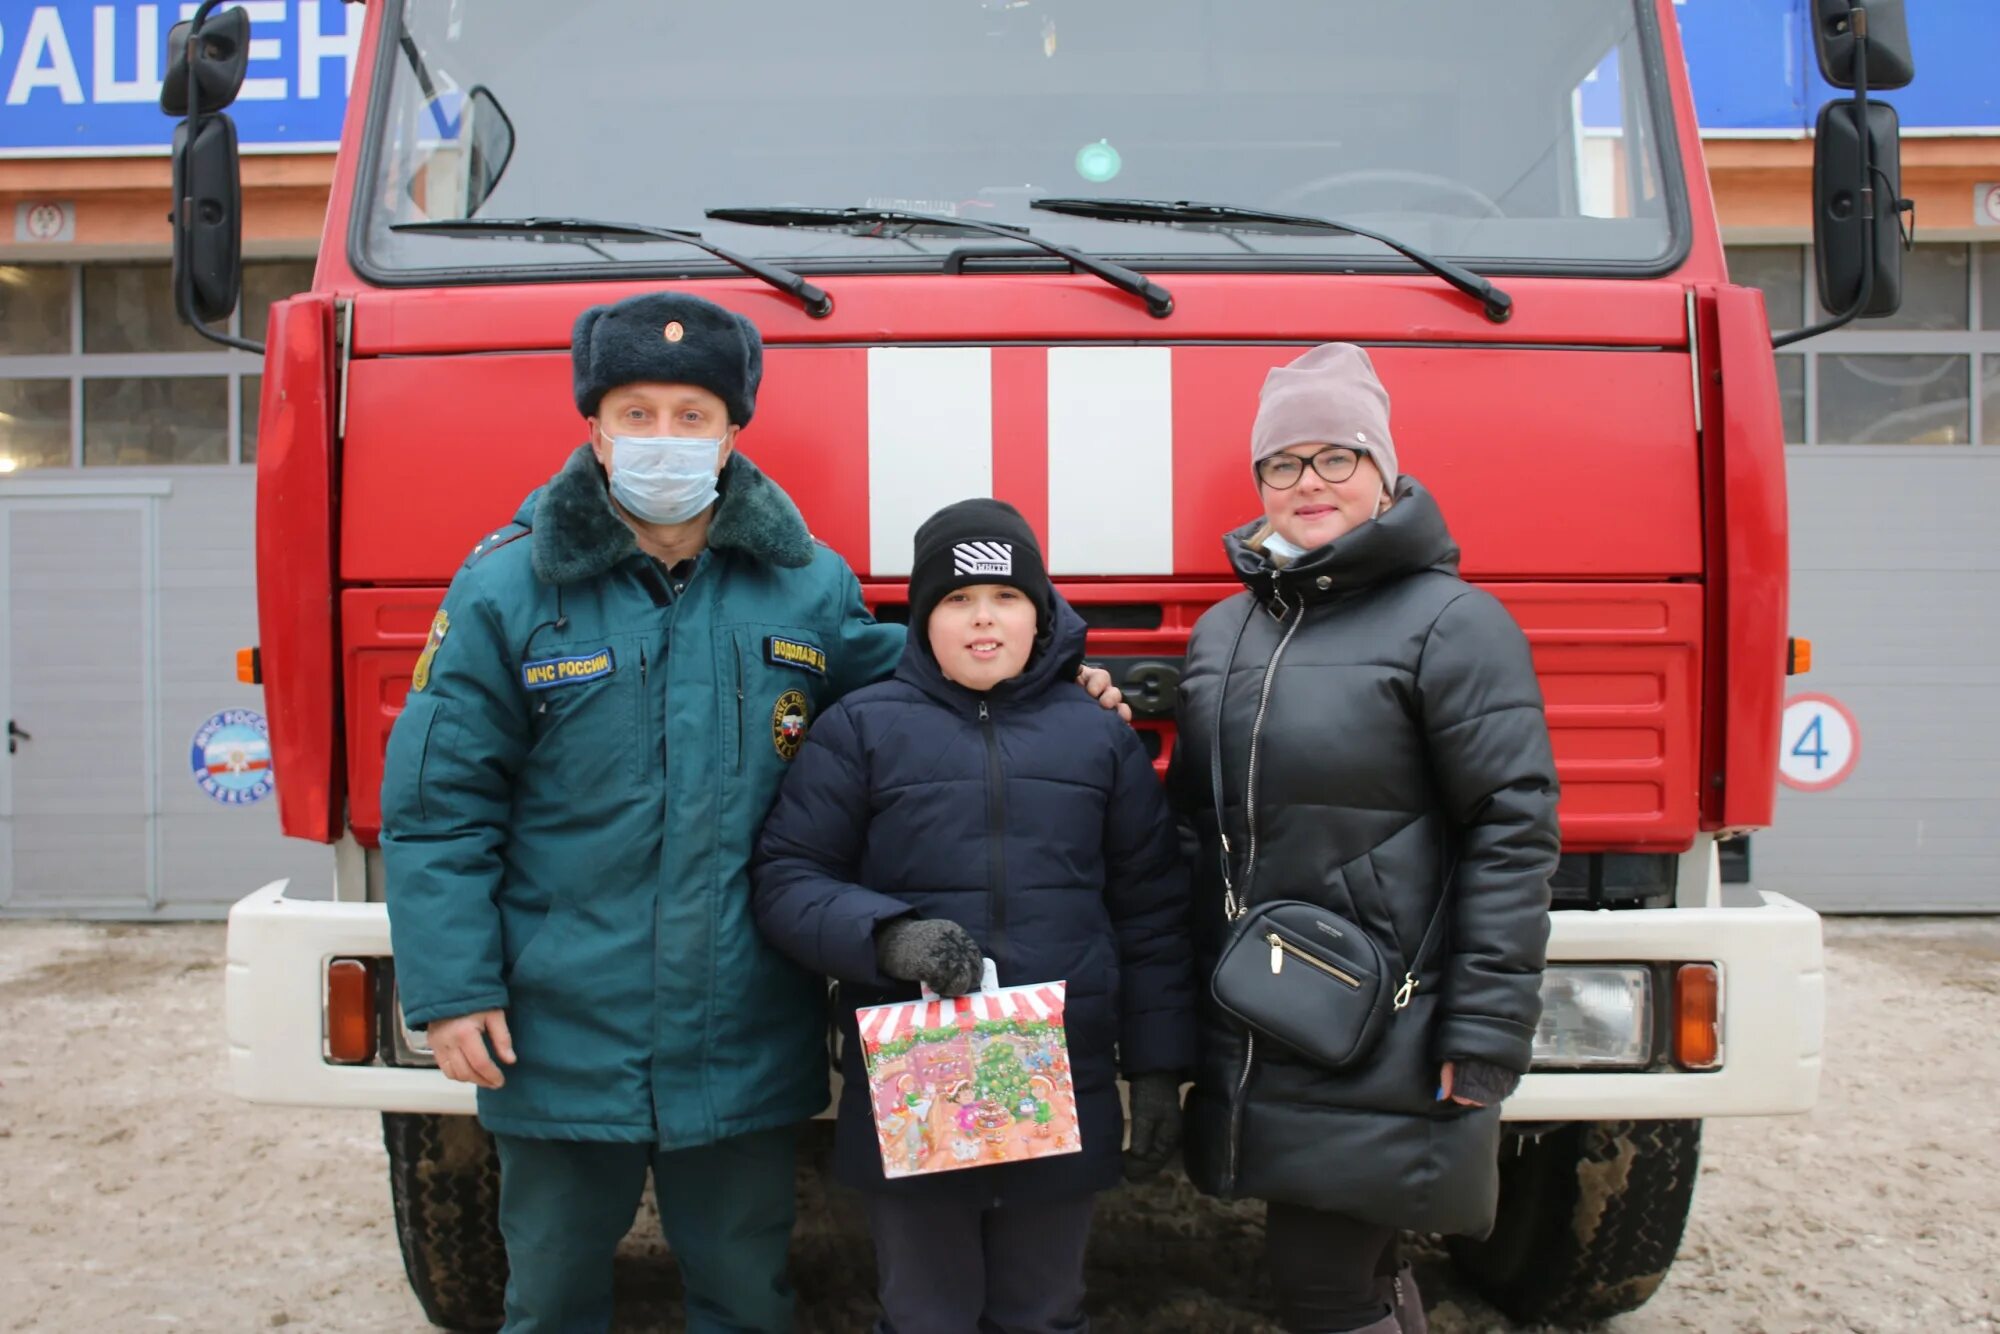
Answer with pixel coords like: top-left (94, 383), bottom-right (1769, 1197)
top-left (1266, 932), bottom-right (1363, 988)
top-left (1225, 601), bottom-right (1307, 1193)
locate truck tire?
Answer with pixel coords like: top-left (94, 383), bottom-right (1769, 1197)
top-left (1447, 1118), bottom-right (1701, 1326)
top-left (383, 1112), bottom-right (508, 1332)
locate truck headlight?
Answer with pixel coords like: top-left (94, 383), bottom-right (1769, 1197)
top-left (1532, 966), bottom-right (1654, 1069)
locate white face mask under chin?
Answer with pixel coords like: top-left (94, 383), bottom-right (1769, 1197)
top-left (1265, 481), bottom-right (1386, 563)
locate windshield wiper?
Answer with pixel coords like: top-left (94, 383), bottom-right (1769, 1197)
top-left (390, 216), bottom-right (833, 318)
top-left (1029, 197), bottom-right (1512, 324)
top-left (705, 206), bottom-right (1173, 319)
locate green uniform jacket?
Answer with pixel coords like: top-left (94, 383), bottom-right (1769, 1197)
top-left (381, 447), bottom-right (904, 1147)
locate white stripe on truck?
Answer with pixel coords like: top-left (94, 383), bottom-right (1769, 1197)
top-left (1047, 347), bottom-right (1175, 575)
top-left (867, 347), bottom-right (994, 576)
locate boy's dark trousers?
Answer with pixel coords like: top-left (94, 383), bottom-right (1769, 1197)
top-left (492, 1126), bottom-right (796, 1334)
top-left (866, 1192), bottom-right (1095, 1334)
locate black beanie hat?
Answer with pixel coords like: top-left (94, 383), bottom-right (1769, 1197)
top-left (571, 291), bottom-right (764, 425)
top-left (908, 499), bottom-right (1052, 632)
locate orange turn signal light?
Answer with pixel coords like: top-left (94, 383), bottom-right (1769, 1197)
top-left (236, 646), bottom-right (262, 685)
top-left (326, 958), bottom-right (378, 1065)
top-left (1673, 963), bottom-right (1721, 1070)
top-left (1787, 637), bottom-right (1812, 675)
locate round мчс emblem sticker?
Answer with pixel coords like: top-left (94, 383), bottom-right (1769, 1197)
top-left (772, 689), bottom-right (810, 761)
top-left (191, 709), bottom-right (275, 805)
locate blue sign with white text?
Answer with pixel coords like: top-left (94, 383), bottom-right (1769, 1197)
top-left (1666, 0), bottom-right (1995, 133)
top-left (0, 0), bottom-right (1993, 158)
top-left (0, 1), bottom-right (360, 156)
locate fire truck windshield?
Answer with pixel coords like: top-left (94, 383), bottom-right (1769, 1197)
top-left (354, 0), bottom-right (1685, 285)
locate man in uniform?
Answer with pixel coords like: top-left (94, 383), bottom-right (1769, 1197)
top-left (381, 291), bottom-right (1123, 1333)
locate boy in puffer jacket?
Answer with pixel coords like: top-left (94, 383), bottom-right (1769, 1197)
top-left (752, 498), bottom-right (1195, 1334)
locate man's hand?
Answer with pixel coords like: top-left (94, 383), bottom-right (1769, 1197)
top-left (430, 1009), bottom-right (517, 1089)
top-left (1077, 663), bottom-right (1133, 722)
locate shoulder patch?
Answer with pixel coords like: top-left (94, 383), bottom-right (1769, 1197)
top-left (411, 611), bottom-right (448, 692)
top-left (765, 635), bottom-right (828, 677)
top-left (463, 523), bottom-right (531, 569)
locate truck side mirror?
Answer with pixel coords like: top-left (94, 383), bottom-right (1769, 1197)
top-left (460, 86), bottom-right (516, 218)
top-left (1775, 3), bottom-right (1917, 347)
top-left (159, 7), bottom-right (251, 116)
top-left (1812, 99), bottom-right (1904, 319)
top-left (170, 112), bottom-right (245, 326)
top-left (1812, 0), bottom-right (1914, 90)
top-left (160, 2), bottom-right (259, 353)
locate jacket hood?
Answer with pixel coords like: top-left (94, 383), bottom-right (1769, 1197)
top-left (1225, 474), bottom-right (1460, 610)
top-left (895, 591), bottom-right (1091, 715)
top-left (519, 446), bottom-right (817, 586)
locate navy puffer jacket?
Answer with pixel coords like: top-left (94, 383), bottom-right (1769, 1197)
top-left (752, 596), bottom-right (1195, 1204)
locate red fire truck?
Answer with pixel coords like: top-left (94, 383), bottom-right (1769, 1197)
top-left (169, 0), bottom-right (1914, 1326)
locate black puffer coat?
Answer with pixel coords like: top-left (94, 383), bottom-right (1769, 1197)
top-left (1169, 476), bottom-right (1559, 1237)
top-left (753, 596), bottom-right (1195, 1205)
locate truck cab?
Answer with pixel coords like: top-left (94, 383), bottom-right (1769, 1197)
top-left (184, 0), bottom-right (1894, 1325)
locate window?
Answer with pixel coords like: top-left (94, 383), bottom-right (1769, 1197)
top-left (82, 263), bottom-right (214, 355)
top-left (1814, 244), bottom-right (1968, 331)
top-left (1775, 356), bottom-right (1806, 444)
top-left (1983, 357), bottom-right (2000, 446)
top-left (0, 379), bottom-right (72, 472)
top-left (241, 375), bottom-right (263, 463)
top-left (1817, 355), bottom-right (1969, 446)
top-left (1727, 246), bottom-right (1805, 331)
top-left (1983, 246), bottom-right (2000, 332)
top-left (84, 378), bottom-right (231, 466)
top-left (1729, 242), bottom-right (1998, 447)
top-left (362, 0), bottom-right (1684, 279)
top-left (0, 265), bottom-right (73, 354)
top-left (241, 261), bottom-right (316, 344)
top-left (0, 260), bottom-right (305, 470)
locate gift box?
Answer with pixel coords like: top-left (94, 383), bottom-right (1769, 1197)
top-left (856, 970), bottom-right (1082, 1179)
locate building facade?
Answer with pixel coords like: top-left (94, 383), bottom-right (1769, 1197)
top-left (0, 1), bottom-right (1995, 914)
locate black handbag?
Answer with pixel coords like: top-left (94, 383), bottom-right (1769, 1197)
top-left (1204, 599), bottom-right (1451, 1071)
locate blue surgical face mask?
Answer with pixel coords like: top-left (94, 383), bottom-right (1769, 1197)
top-left (1262, 530), bottom-right (1310, 563)
top-left (602, 431), bottom-right (725, 526)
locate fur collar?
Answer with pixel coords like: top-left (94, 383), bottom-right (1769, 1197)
top-left (527, 446), bottom-right (816, 586)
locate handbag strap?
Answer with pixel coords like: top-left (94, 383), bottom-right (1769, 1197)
top-left (1207, 600), bottom-right (1257, 919)
top-left (1204, 594), bottom-right (1455, 1013)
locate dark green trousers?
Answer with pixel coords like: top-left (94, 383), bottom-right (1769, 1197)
top-left (493, 1125), bottom-right (797, 1334)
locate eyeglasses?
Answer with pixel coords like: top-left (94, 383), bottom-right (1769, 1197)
top-left (1255, 446), bottom-right (1364, 490)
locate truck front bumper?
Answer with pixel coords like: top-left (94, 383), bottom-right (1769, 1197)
top-left (226, 882), bottom-right (1822, 1121)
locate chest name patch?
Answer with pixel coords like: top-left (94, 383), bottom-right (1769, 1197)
top-left (765, 636), bottom-right (828, 677)
top-left (522, 647), bottom-right (616, 691)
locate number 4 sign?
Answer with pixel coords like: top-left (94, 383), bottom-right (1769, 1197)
top-left (1779, 694), bottom-right (1860, 791)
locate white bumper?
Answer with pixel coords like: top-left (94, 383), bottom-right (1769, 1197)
top-left (225, 880), bottom-right (473, 1114)
top-left (1507, 890), bottom-right (1824, 1121)
top-left (225, 882), bottom-right (1822, 1122)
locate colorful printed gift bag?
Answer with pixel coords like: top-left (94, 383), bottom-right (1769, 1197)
top-left (856, 972), bottom-right (1082, 1179)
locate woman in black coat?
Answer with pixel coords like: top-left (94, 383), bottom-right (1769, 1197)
top-left (1169, 345), bottom-right (1561, 1334)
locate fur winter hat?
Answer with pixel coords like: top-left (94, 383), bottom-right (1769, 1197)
top-left (571, 291), bottom-right (764, 425)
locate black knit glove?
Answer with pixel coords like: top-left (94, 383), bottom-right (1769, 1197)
top-left (875, 918), bottom-right (983, 997)
top-left (1123, 1073), bottom-right (1185, 1181)
top-left (1446, 1058), bottom-right (1521, 1106)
